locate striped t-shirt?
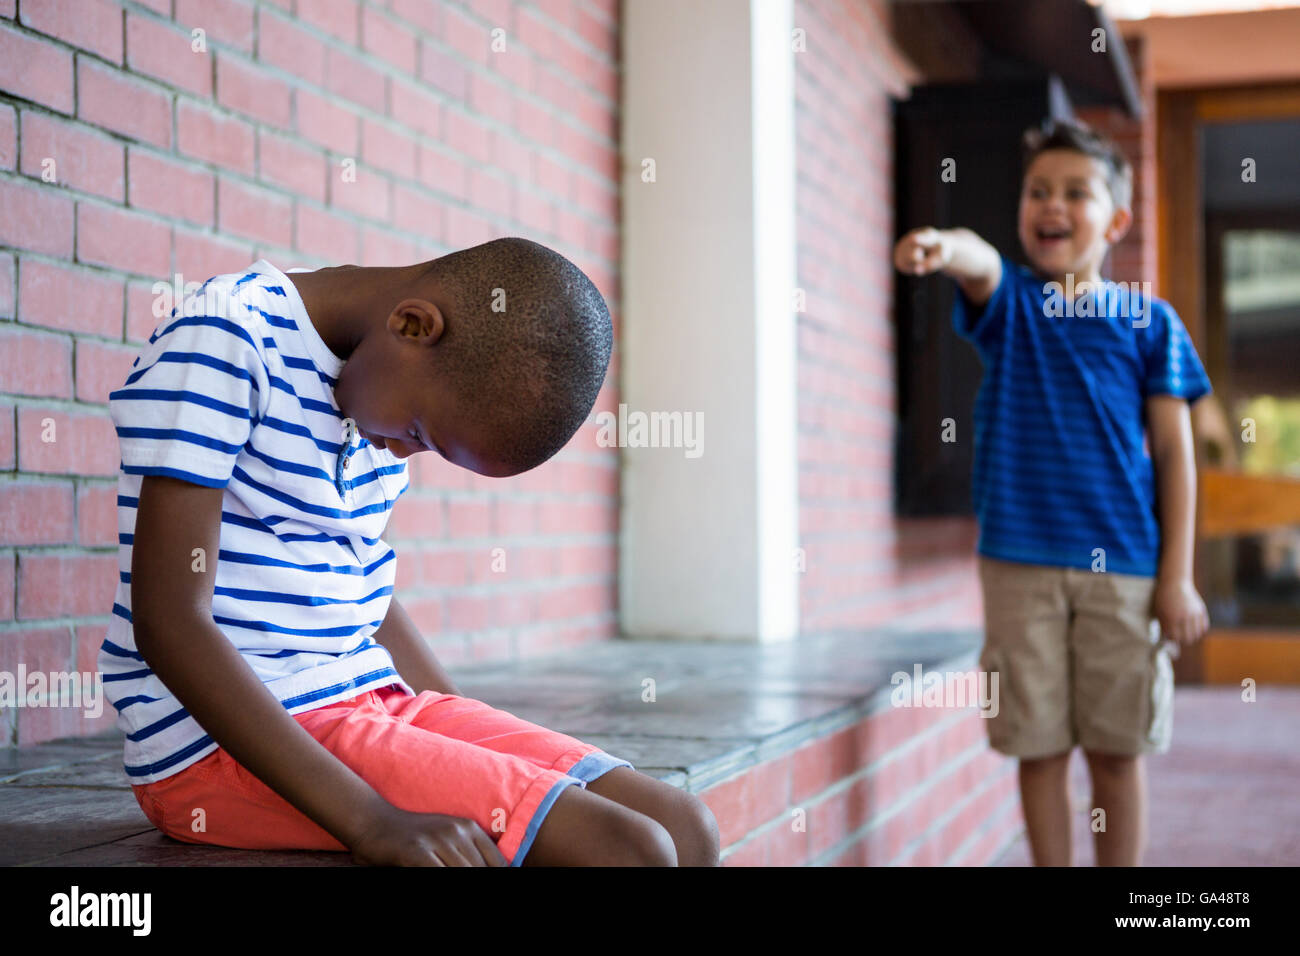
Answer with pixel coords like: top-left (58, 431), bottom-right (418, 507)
top-left (101, 259), bottom-right (413, 784)
top-left (952, 256), bottom-right (1211, 576)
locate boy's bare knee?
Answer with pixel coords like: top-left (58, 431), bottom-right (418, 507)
top-left (1020, 750), bottom-right (1071, 772)
top-left (1084, 750), bottom-right (1139, 776)
top-left (675, 792), bottom-right (721, 865)
top-left (622, 814), bottom-right (678, 866)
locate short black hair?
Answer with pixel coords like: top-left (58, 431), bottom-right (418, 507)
top-left (418, 237), bottom-right (613, 475)
top-left (1022, 118), bottom-right (1133, 210)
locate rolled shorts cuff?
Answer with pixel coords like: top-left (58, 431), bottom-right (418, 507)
top-left (565, 750), bottom-right (634, 784)
top-left (505, 750), bottom-right (635, 865)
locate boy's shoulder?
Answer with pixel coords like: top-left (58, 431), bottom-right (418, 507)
top-left (151, 260), bottom-right (296, 357)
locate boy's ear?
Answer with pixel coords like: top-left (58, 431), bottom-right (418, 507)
top-left (1103, 203), bottom-right (1133, 245)
top-left (388, 299), bottom-right (445, 343)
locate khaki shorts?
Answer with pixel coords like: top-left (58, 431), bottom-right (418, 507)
top-left (977, 557), bottom-right (1174, 759)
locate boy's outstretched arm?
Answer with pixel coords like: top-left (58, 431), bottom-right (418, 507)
top-left (131, 475), bottom-right (504, 866)
top-left (371, 596), bottom-right (461, 696)
top-left (1147, 395), bottom-right (1211, 646)
top-left (893, 226), bottom-right (1002, 305)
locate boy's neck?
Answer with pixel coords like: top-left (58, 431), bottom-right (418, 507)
top-left (284, 264), bottom-right (422, 360)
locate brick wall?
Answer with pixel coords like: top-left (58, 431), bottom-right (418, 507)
top-left (704, 698), bottom-right (1023, 866)
top-left (795, 0), bottom-right (982, 633)
top-left (0, 0), bottom-right (620, 746)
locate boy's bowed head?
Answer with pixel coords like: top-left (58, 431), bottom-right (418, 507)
top-left (294, 237), bottom-right (613, 479)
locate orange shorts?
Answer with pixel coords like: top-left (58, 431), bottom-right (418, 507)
top-left (130, 685), bottom-right (632, 865)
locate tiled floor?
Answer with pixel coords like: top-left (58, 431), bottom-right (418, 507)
top-left (992, 684), bottom-right (1300, 866)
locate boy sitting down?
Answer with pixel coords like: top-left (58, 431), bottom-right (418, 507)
top-left (103, 237), bottom-right (720, 866)
top-left (892, 120), bottom-right (1212, 866)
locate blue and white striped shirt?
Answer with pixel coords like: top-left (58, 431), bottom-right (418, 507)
top-left (101, 260), bottom-right (413, 784)
top-left (952, 256), bottom-right (1212, 576)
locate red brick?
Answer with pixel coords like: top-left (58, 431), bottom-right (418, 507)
top-left (418, 41), bottom-right (469, 99)
top-left (217, 176), bottom-right (292, 247)
top-left (0, 401), bottom-right (12, 470)
top-left (77, 483), bottom-right (119, 548)
top-left (440, 5), bottom-right (489, 64)
top-left (258, 131), bottom-right (327, 204)
top-left (768, 814), bottom-right (813, 866)
top-left (19, 112), bottom-right (124, 202)
top-left (360, 228), bottom-right (422, 267)
top-left (389, 0), bottom-right (441, 34)
top-left (257, 10), bottom-right (327, 86)
top-left (18, 259), bottom-right (122, 338)
top-left (389, 78), bottom-right (442, 140)
top-left (17, 407), bottom-right (119, 476)
top-left (0, 552), bottom-right (13, 620)
top-left (470, 71), bottom-right (512, 127)
top-left (417, 146), bottom-right (467, 197)
top-left (294, 203), bottom-right (360, 263)
top-left (295, 88), bottom-right (359, 155)
top-left (721, 836), bottom-right (765, 867)
top-left (0, 326), bottom-right (72, 398)
top-left (126, 280), bottom-right (167, 344)
top-left (0, 22), bottom-right (74, 113)
top-left (362, 120), bottom-right (418, 180)
top-left (297, 0), bottom-right (359, 45)
top-left (535, 581), bottom-right (611, 620)
top-left (0, 103), bottom-right (14, 172)
top-left (175, 0), bottom-right (255, 54)
top-left (75, 623), bottom-right (108, 675)
top-left (216, 54), bottom-right (292, 129)
top-left (469, 167), bottom-right (511, 219)
top-left (127, 148), bottom-right (215, 227)
top-left (177, 101), bottom-right (255, 175)
top-left (75, 339), bottom-right (139, 404)
top-left (326, 46), bottom-right (387, 114)
top-left (363, 6), bottom-right (417, 73)
top-left (126, 13), bottom-right (212, 97)
top-left (0, 482), bottom-right (76, 545)
top-left (444, 110), bottom-right (494, 165)
top-left (513, 101), bottom-right (554, 148)
top-left (0, 625), bottom-right (73, 676)
top-left (76, 59), bottom-right (172, 149)
top-left (77, 202), bottom-right (171, 278)
top-left (17, 551), bottom-right (118, 620)
top-left (444, 205), bottom-right (496, 248)
top-left (20, 0), bottom-right (122, 62)
top-left (0, 179), bottom-right (74, 257)
top-left (446, 593), bottom-right (489, 630)
top-left (391, 184), bottom-right (443, 241)
top-left (329, 164), bottom-right (390, 221)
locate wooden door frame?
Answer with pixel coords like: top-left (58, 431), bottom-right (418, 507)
top-left (1157, 82), bottom-right (1300, 683)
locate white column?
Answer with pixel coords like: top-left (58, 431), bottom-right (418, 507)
top-left (619, 0), bottom-right (798, 642)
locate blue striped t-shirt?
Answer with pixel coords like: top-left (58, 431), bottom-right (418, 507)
top-left (101, 259), bottom-right (414, 784)
top-left (952, 256), bottom-right (1211, 576)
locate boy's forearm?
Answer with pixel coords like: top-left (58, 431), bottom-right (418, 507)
top-left (1154, 441), bottom-right (1198, 584)
top-left (370, 597), bottom-right (461, 696)
top-left (940, 228), bottom-right (1000, 284)
top-left (134, 612), bottom-right (391, 848)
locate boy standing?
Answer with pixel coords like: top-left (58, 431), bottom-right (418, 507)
top-left (892, 120), bottom-right (1211, 865)
top-left (103, 237), bottom-right (720, 866)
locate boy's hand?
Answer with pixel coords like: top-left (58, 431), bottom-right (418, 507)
top-left (893, 227), bottom-right (953, 276)
top-left (350, 805), bottom-right (508, 867)
top-left (1153, 577), bottom-right (1210, 647)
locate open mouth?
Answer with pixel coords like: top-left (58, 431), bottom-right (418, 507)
top-left (1035, 225), bottom-right (1072, 245)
